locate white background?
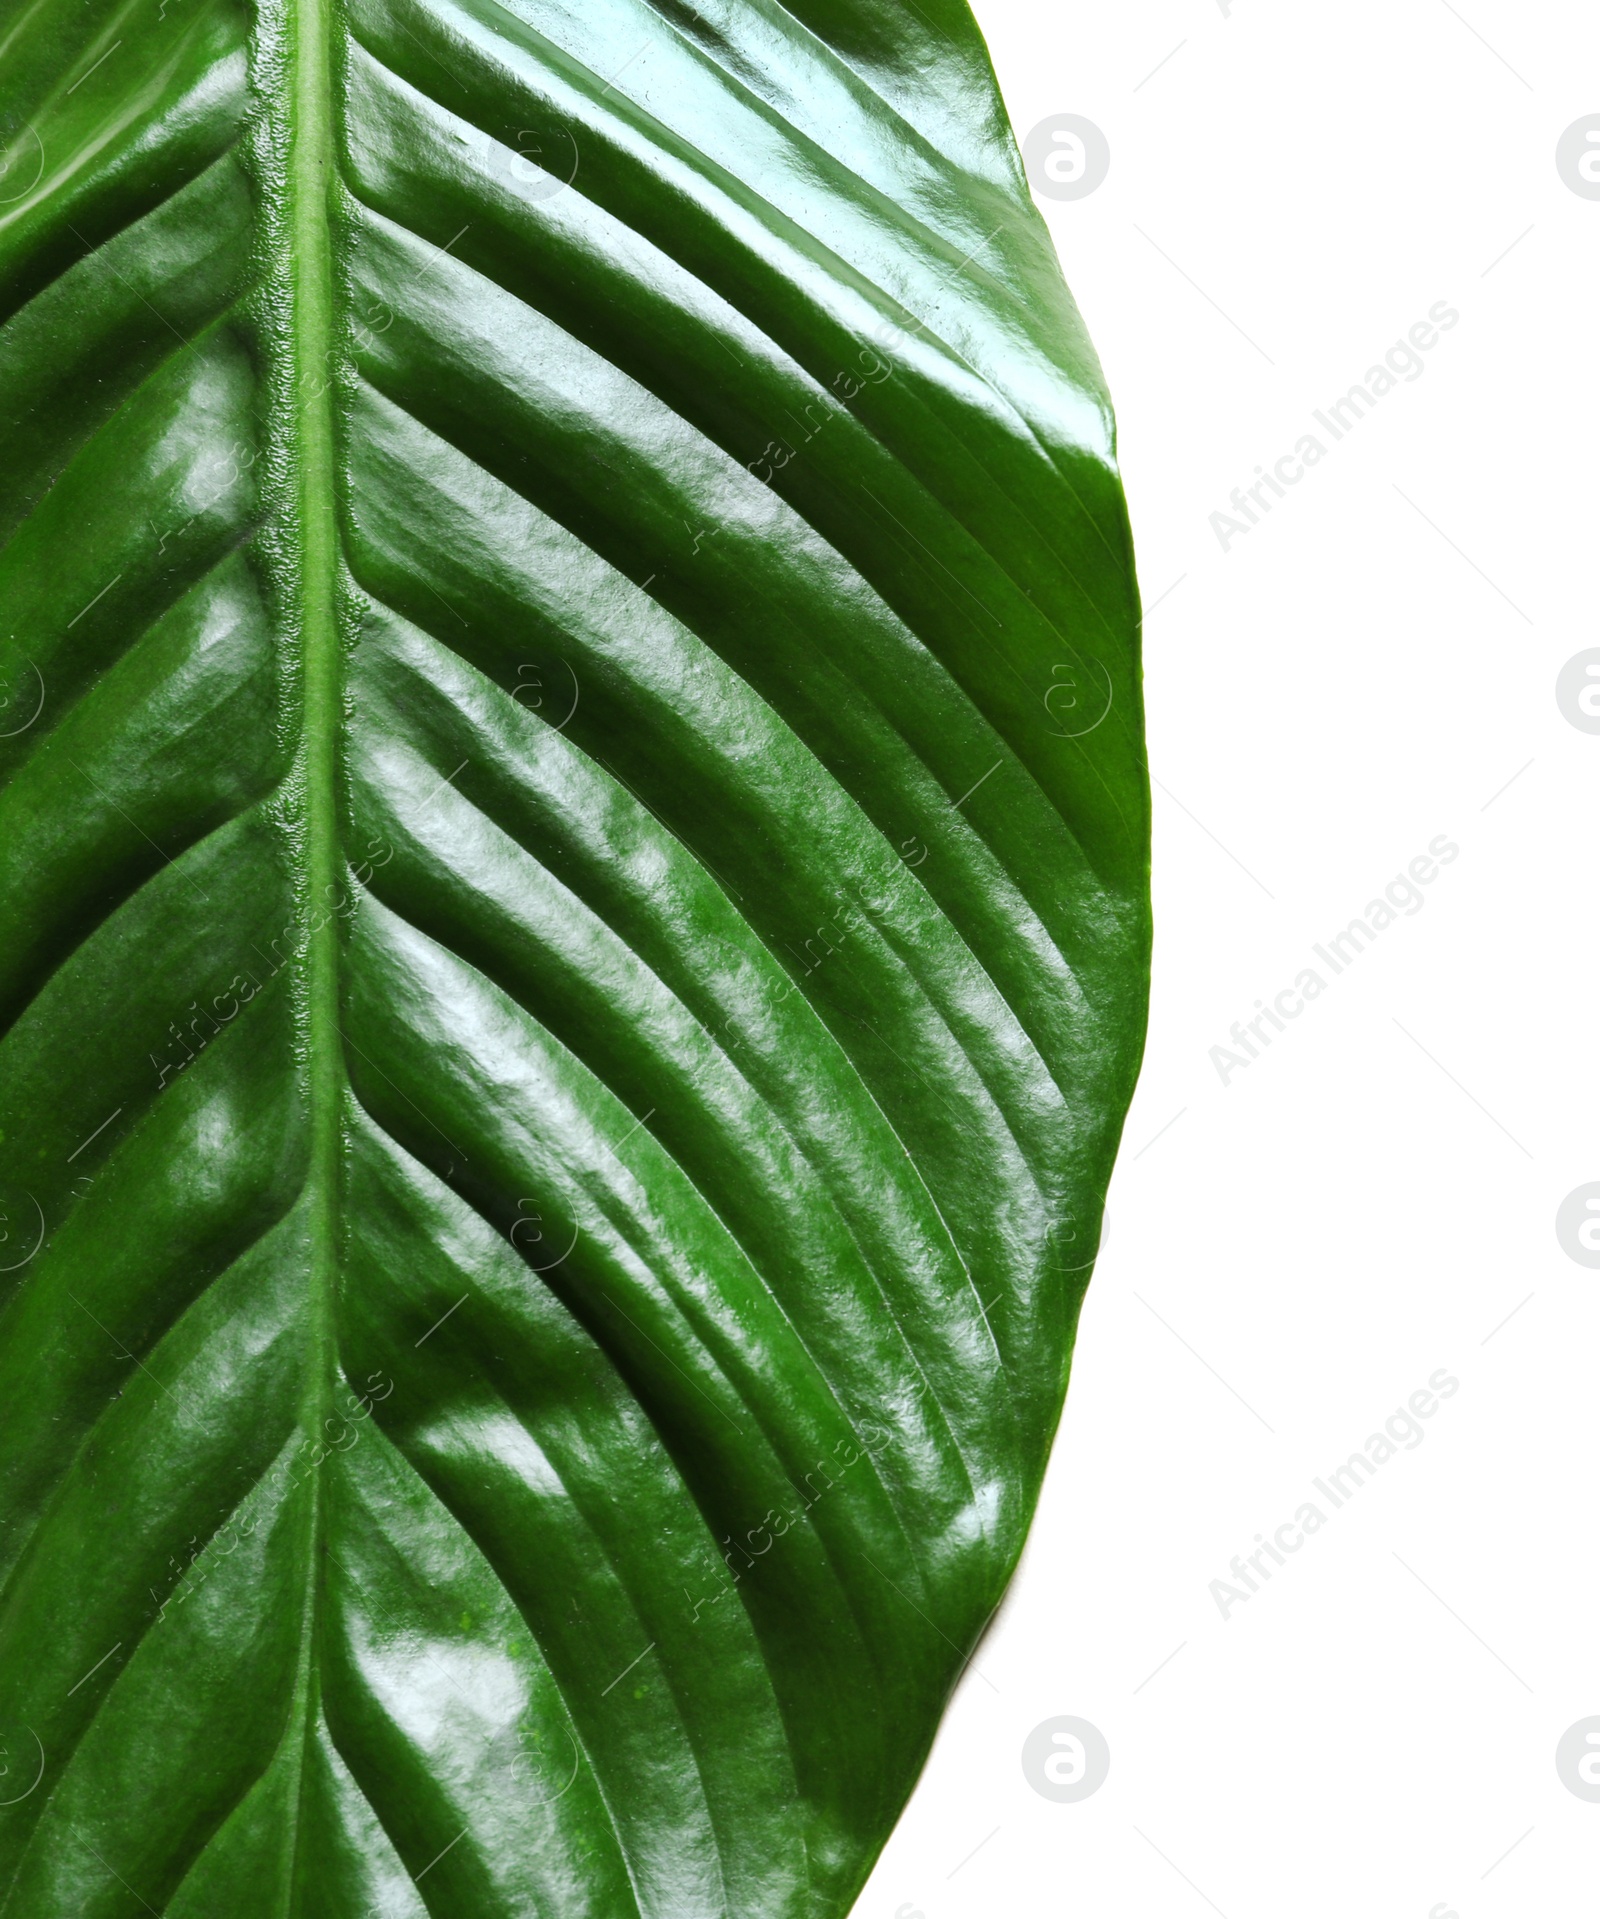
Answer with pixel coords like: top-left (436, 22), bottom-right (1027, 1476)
top-left (857, 2), bottom-right (1600, 1915)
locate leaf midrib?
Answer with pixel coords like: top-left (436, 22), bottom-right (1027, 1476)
top-left (283, 0), bottom-right (342, 1883)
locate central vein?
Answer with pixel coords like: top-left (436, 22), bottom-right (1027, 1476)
top-left (286, 0), bottom-right (341, 1668)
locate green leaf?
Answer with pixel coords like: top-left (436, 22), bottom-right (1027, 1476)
top-left (0, 0), bottom-right (1148, 1908)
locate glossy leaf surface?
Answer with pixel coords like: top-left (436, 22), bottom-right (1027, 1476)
top-left (0, 0), bottom-right (1148, 1908)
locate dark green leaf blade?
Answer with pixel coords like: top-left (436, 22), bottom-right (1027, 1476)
top-left (0, 0), bottom-right (1149, 1911)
